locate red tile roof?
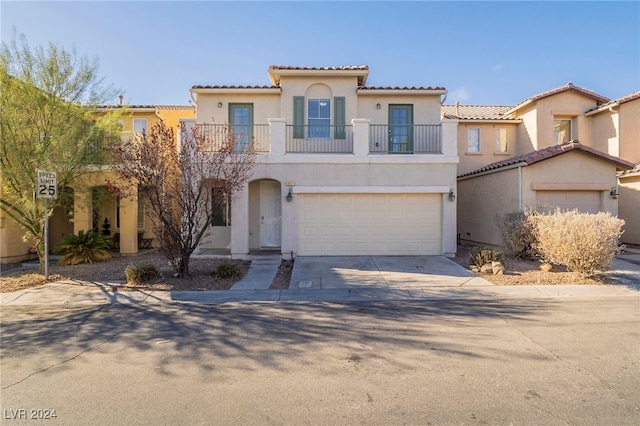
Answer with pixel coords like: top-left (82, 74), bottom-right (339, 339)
top-left (508, 83), bottom-right (609, 114)
top-left (586, 91), bottom-right (640, 114)
top-left (268, 65), bottom-right (369, 71)
top-left (96, 104), bottom-right (194, 110)
top-left (442, 105), bottom-right (514, 120)
top-left (458, 141), bottom-right (635, 178)
top-left (191, 85), bottom-right (278, 89)
top-left (359, 85), bottom-right (446, 91)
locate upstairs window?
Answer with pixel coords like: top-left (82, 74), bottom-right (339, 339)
top-left (308, 98), bottom-right (330, 139)
top-left (495, 128), bottom-right (508, 153)
top-left (133, 118), bottom-right (148, 136)
top-left (467, 128), bottom-right (480, 152)
top-left (553, 119), bottom-right (571, 145)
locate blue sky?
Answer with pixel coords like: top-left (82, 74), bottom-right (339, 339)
top-left (2, 1), bottom-right (638, 106)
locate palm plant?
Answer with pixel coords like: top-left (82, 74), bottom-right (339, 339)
top-left (56, 230), bottom-right (112, 265)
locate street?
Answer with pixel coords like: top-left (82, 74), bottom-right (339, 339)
top-left (1, 296), bottom-right (639, 425)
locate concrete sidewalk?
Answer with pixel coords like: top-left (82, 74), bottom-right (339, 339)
top-left (1, 254), bottom-right (638, 306)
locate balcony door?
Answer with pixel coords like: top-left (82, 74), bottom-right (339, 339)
top-left (388, 105), bottom-right (413, 153)
top-left (229, 103), bottom-right (253, 151)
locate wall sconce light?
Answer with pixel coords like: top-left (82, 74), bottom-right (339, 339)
top-left (285, 181), bottom-right (295, 202)
top-left (610, 187), bottom-right (619, 199)
top-left (218, 102), bottom-right (223, 108)
top-left (448, 189), bottom-right (456, 202)
top-left (376, 103), bottom-right (381, 109)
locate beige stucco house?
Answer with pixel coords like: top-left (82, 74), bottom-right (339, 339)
top-left (189, 65), bottom-right (459, 259)
top-left (448, 84), bottom-right (639, 247)
top-left (457, 142), bottom-right (634, 246)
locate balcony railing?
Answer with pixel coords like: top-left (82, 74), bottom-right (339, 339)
top-left (196, 124), bottom-right (270, 153)
top-left (369, 124), bottom-right (442, 154)
top-left (285, 125), bottom-right (354, 153)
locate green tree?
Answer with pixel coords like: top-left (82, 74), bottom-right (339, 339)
top-left (0, 31), bottom-right (124, 263)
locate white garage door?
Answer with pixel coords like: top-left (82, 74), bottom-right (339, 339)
top-left (535, 191), bottom-right (602, 214)
top-left (297, 193), bottom-right (441, 256)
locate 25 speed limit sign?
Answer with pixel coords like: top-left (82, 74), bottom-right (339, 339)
top-left (36, 169), bottom-right (57, 199)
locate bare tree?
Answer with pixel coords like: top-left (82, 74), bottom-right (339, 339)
top-left (110, 121), bottom-right (256, 277)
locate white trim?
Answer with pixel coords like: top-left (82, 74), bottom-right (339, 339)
top-left (256, 155), bottom-right (459, 165)
top-left (293, 185), bottom-right (450, 194)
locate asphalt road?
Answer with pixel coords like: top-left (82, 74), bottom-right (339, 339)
top-left (1, 296), bottom-right (639, 425)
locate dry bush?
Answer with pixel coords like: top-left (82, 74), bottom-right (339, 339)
top-left (496, 211), bottom-right (537, 259)
top-left (469, 247), bottom-right (504, 268)
top-left (125, 263), bottom-right (160, 284)
top-left (529, 209), bottom-right (624, 276)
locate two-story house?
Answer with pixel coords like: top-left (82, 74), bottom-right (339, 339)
top-left (189, 65), bottom-right (459, 259)
top-left (448, 83), bottom-right (638, 247)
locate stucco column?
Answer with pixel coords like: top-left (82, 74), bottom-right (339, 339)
top-left (231, 182), bottom-right (249, 259)
top-left (268, 118), bottom-right (286, 157)
top-left (441, 188), bottom-right (457, 258)
top-left (73, 189), bottom-right (93, 234)
top-left (281, 183), bottom-right (297, 260)
top-left (440, 119), bottom-right (459, 157)
top-left (119, 187), bottom-right (138, 255)
top-left (352, 119), bottom-right (370, 157)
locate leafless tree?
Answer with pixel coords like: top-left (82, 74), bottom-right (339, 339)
top-left (110, 121), bottom-right (256, 277)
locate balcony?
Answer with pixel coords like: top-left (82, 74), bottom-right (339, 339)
top-left (191, 120), bottom-right (452, 157)
top-left (285, 125), bottom-right (354, 153)
top-left (369, 124), bottom-right (441, 154)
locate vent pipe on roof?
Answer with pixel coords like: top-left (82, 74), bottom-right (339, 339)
top-left (119, 95), bottom-right (123, 106)
top-left (455, 101), bottom-right (460, 117)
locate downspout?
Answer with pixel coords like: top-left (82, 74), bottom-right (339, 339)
top-left (518, 165), bottom-right (523, 211)
top-left (154, 107), bottom-right (165, 123)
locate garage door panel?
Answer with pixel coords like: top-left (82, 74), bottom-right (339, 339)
top-left (298, 194), bottom-right (441, 255)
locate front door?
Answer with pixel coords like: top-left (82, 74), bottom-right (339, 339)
top-left (260, 180), bottom-right (282, 247)
top-left (389, 105), bottom-right (413, 153)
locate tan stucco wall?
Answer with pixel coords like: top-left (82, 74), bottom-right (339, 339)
top-left (457, 151), bottom-right (621, 247)
top-left (590, 110), bottom-right (619, 156)
top-left (516, 92), bottom-right (600, 151)
top-left (618, 174), bottom-right (640, 245)
top-left (457, 123), bottom-right (518, 175)
top-left (618, 100), bottom-right (640, 164)
top-left (0, 212), bottom-right (34, 264)
top-left (195, 93), bottom-right (281, 125)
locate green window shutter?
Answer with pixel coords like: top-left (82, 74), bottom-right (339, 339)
top-left (334, 96), bottom-right (345, 139)
top-left (293, 96), bottom-right (304, 138)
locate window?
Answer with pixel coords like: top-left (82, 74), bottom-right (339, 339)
top-left (133, 118), bottom-right (148, 136)
top-left (211, 187), bottom-right (231, 226)
top-left (467, 128), bottom-right (480, 152)
top-left (308, 98), bottom-right (330, 139)
top-left (495, 128), bottom-right (508, 153)
top-left (229, 104), bottom-right (253, 151)
top-left (553, 119), bottom-right (571, 145)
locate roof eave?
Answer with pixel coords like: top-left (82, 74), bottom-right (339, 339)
top-left (268, 68), bottom-right (370, 86)
top-left (190, 87), bottom-right (282, 95)
top-left (357, 88), bottom-right (447, 96)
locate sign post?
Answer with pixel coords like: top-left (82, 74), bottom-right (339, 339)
top-left (36, 169), bottom-right (57, 279)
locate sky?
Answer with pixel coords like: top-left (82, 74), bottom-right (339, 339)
top-left (2, 1), bottom-right (639, 106)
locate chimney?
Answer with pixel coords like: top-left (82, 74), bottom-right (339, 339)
top-left (119, 95), bottom-right (123, 106)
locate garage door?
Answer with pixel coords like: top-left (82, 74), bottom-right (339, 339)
top-left (297, 193), bottom-right (441, 255)
top-left (535, 191), bottom-right (602, 214)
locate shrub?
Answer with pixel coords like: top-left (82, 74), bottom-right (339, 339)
top-left (125, 263), bottom-right (160, 284)
top-left (496, 211), bottom-right (537, 259)
top-left (470, 247), bottom-right (504, 268)
top-left (56, 230), bottom-right (112, 265)
top-left (212, 260), bottom-right (243, 279)
top-left (529, 209), bottom-right (624, 276)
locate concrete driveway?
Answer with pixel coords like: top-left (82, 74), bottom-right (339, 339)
top-left (290, 256), bottom-right (493, 289)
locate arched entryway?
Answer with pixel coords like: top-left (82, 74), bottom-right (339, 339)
top-left (248, 179), bottom-right (282, 250)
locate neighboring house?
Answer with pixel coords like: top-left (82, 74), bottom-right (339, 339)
top-left (189, 65), bottom-right (459, 259)
top-left (457, 142), bottom-right (634, 246)
top-left (447, 83), bottom-right (639, 246)
top-left (0, 103), bottom-right (195, 264)
top-left (69, 103), bottom-right (196, 256)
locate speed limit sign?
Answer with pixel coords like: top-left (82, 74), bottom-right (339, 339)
top-left (36, 169), bottom-right (57, 199)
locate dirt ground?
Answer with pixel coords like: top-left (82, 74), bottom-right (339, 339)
top-left (0, 251), bottom-right (251, 293)
top-left (452, 244), bottom-right (621, 286)
top-left (1, 244), bottom-right (626, 293)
